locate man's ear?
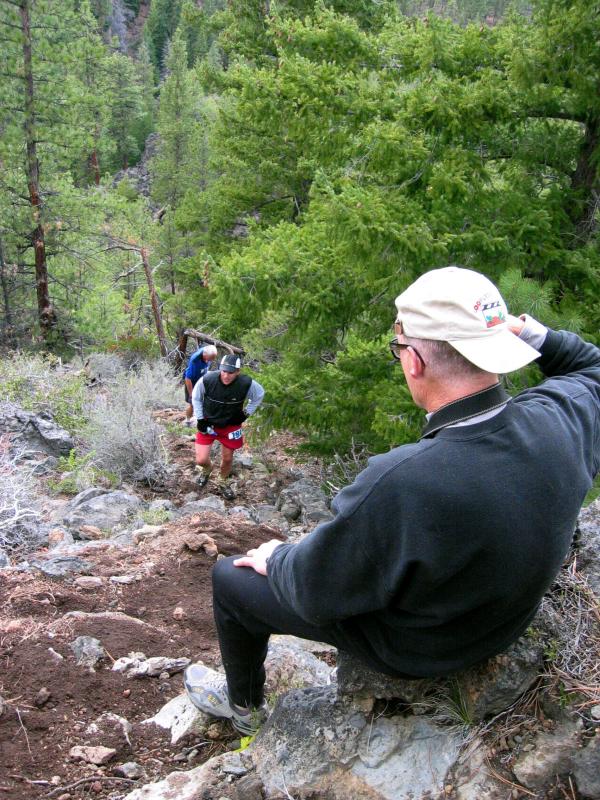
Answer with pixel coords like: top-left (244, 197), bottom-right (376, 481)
top-left (407, 347), bottom-right (424, 378)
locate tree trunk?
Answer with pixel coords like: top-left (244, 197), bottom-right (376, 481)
top-left (140, 246), bottom-right (168, 357)
top-left (569, 114), bottom-right (600, 242)
top-left (0, 237), bottom-right (13, 340)
top-left (20, 0), bottom-right (58, 340)
top-left (90, 149), bottom-right (101, 186)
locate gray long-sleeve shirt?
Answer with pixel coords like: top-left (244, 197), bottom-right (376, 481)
top-left (192, 375), bottom-right (265, 421)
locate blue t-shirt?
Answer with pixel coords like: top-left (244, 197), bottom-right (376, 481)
top-left (184, 347), bottom-right (214, 386)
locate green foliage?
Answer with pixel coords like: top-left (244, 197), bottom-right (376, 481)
top-left (171, 2), bottom-right (600, 454)
top-left (3, 0), bottom-right (599, 460)
top-left (144, 0), bottom-right (184, 70)
top-left (0, 0), bottom-right (157, 350)
top-left (141, 507), bottom-right (172, 525)
top-left (47, 449), bottom-right (107, 495)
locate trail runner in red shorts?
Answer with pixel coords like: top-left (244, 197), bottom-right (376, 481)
top-left (192, 354), bottom-right (265, 499)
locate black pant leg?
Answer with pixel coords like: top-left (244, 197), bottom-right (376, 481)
top-left (212, 557), bottom-right (364, 707)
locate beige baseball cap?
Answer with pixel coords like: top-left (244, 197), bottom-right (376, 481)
top-left (394, 267), bottom-right (540, 373)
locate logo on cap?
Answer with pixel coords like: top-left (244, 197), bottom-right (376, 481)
top-left (220, 355), bottom-right (242, 371)
top-left (474, 296), bottom-right (506, 329)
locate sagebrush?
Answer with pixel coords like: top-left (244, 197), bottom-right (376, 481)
top-left (84, 360), bottom-right (181, 483)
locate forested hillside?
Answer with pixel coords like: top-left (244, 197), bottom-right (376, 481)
top-left (1, 0), bottom-right (598, 455)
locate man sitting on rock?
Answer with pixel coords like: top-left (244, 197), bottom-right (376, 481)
top-left (184, 266), bottom-right (600, 736)
top-left (192, 354), bottom-right (265, 501)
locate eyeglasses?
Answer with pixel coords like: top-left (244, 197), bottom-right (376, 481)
top-left (389, 340), bottom-right (426, 367)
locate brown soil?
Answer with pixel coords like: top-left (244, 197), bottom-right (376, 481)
top-left (0, 418), bottom-right (317, 800)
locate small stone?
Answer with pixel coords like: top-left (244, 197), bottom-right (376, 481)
top-left (173, 606), bottom-right (185, 620)
top-left (75, 576), bottom-right (103, 590)
top-left (69, 745), bottom-right (116, 765)
top-left (48, 528), bottom-right (69, 547)
top-left (113, 761), bottom-right (144, 779)
top-left (444, 785), bottom-right (453, 795)
top-left (590, 704), bottom-right (600, 720)
top-left (109, 575), bottom-right (135, 584)
top-left (57, 794), bottom-right (71, 800)
top-left (206, 722), bottom-right (224, 739)
top-left (51, 776), bottom-right (62, 785)
top-left (79, 525), bottom-right (104, 539)
top-left (123, 689), bottom-right (131, 698)
top-left (159, 671), bottom-right (170, 680)
top-left (35, 687), bottom-right (51, 707)
top-left (48, 648), bottom-right (64, 662)
top-left (91, 781), bottom-right (102, 793)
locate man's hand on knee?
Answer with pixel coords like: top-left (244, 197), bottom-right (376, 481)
top-left (234, 539), bottom-right (284, 576)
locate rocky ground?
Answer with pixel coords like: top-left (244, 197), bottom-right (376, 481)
top-left (0, 406), bottom-right (599, 800)
top-left (0, 415), bottom-right (327, 800)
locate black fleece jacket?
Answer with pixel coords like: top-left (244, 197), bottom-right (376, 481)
top-left (267, 329), bottom-right (600, 677)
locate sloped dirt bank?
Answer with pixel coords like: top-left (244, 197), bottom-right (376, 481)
top-left (0, 423), bottom-right (310, 800)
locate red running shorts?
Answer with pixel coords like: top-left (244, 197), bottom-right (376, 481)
top-left (195, 424), bottom-right (244, 450)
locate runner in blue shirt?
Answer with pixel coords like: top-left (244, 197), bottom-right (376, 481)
top-left (183, 344), bottom-right (217, 426)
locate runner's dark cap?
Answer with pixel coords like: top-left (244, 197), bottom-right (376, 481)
top-left (220, 354), bottom-right (242, 372)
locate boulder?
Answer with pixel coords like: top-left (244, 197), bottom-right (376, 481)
top-left (59, 490), bottom-right (143, 534)
top-left (0, 405), bottom-right (74, 457)
top-left (173, 496), bottom-right (226, 518)
top-left (572, 733), bottom-right (600, 798)
top-left (276, 478), bottom-right (333, 525)
top-left (252, 685), bottom-right (462, 800)
top-left (513, 717), bottom-right (583, 791)
top-left (265, 636), bottom-right (334, 695)
top-left (336, 625), bottom-right (547, 723)
top-left (31, 555), bottom-right (93, 578)
top-left (575, 498), bottom-right (600, 596)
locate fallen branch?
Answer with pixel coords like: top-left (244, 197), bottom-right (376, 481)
top-left (45, 775), bottom-right (136, 797)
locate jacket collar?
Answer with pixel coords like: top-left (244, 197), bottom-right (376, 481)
top-left (421, 383), bottom-right (509, 439)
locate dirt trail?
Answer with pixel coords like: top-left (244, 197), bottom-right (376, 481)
top-left (0, 420), bottom-right (314, 799)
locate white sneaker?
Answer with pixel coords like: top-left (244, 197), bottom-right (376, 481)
top-left (183, 663), bottom-right (267, 736)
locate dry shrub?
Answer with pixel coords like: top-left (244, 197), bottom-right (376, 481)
top-left (540, 560), bottom-right (600, 711)
top-left (0, 435), bottom-right (44, 553)
top-left (84, 360), bottom-right (180, 484)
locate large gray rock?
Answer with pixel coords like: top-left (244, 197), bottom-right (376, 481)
top-left (70, 487), bottom-right (108, 507)
top-left (265, 636), bottom-right (334, 694)
top-left (173, 496), bottom-right (226, 518)
top-left (513, 718), bottom-right (583, 791)
top-left (59, 490), bottom-right (143, 534)
top-left (576, 498), bottom-right (600, 596)
top-left (337, 626), bottom-right (546, 723)
top-left (572, 733), bottom-right (600, 798)
top-left (252, 686), bottom-right (368, 794)
top-left (252, 685), bottom-right (461, 800)
top-left (31, 555), bottom-right (93, 578)
top-left (352, 715), bottom-right (461, 800)
top-left (0, 405), bottom-right (75, 457)
top-left (276, 478), bottom-right (333, 525)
